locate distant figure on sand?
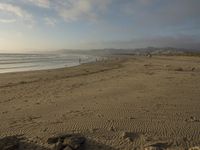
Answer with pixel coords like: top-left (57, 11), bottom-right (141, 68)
top-left (79, 58), bottom-right (81, 64)
top-left (147, 52), bottom-right (152, 58)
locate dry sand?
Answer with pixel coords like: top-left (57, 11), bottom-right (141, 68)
top-left (0, 56), bottom-right (200, 150)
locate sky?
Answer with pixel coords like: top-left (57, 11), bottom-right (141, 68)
top-left (0, 0), bottom-right (200, 52)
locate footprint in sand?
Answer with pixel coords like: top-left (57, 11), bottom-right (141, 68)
top-left (2, 111), bottom-right (8, 114)
top-left (97, 114), bottom-right (104, 118)
top-left (108, 126), bottom-right (115, 132)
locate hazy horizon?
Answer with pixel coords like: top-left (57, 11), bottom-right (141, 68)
top-left (0, 0), bottom-right (200, 52)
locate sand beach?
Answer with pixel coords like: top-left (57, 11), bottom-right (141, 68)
top-left (0, 55), bottom-right (200, 150)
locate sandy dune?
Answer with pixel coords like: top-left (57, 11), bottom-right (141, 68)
top-left (0, 56), bottom-right (200, 150)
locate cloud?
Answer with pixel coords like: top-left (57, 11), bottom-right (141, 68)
top-left (0, 2), bottom-right (34, 24)
top-left (44, 17), bottom-right (57, 27)
top-left (0, 3), bottom-right (30, 18)
top-left (0, 19), bottom-right (16, 23)
top-left (26, 0), bottom-right (50, 8)
top-left (54, 0), bottom-right (112, 22)
top-left (1, 0), bottom-right (109, 26)
top-left (1, 0), bottom-right (199, 26)
top-left (1, 1), bottom-right (199, 26)
top-left (57, 0), bottom-right (95, 22)
top-left (122, 0), bottom-right (200, 28)
top-left (24, 0), bottom-right (111, 22)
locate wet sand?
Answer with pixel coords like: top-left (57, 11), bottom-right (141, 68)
top-left (0, 56), bottom-right (200, 150)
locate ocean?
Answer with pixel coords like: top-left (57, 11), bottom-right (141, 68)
top-left (0, 52), bottom-right (98, 73)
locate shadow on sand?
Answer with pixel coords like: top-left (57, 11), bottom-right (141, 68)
top-left (85, 138), bottom-right (117, 150)
top-left (0, 135), bottom-right (50, 150)
top-left (0, 135), bottom-right (117, 150)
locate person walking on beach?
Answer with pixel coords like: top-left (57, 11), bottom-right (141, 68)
top-left (147, 52), bottom-right (152, 58)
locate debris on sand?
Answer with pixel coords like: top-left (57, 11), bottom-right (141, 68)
top-left (164, 64), bottom-right (171, 68)
top-left (144, 63), bottom-right (152, 67)
top-left (174, 67), bottom-right (184, 71)
top-left (108, 126), bottom-right (115, 131)
top-left (191, 67), bottom-right (196, 71)
top-left (185, 116), bottom-right (200, 123)
top-left (47, 134), bottom-right (86, 150)
top-left (0, 136), bottom-right (20, 150)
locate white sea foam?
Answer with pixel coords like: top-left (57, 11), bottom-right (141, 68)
top-left (0, 52), bottom-right (98, 73)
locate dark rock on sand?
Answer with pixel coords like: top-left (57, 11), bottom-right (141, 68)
top-left (191, 67), bottom-right (195, 71)
top-left (0, 136), bottom-right (20, 150)
top-left (47, 134), bottom-right (86, 150)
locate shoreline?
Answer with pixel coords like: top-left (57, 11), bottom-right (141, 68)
top-left (0, 53), bottom-right (104, 74)
top-left (0, 55), bottom-right (200, 149)
top-left (0, 56), bottom-right (124, 92)
top-left (0, 54), bottom-right (198, 75)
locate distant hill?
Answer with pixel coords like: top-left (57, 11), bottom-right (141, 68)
top-left (58, 47), bottom-right (200, 56)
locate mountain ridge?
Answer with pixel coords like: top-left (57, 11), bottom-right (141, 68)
top-left (58, 47), bottom-right (200, 56)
